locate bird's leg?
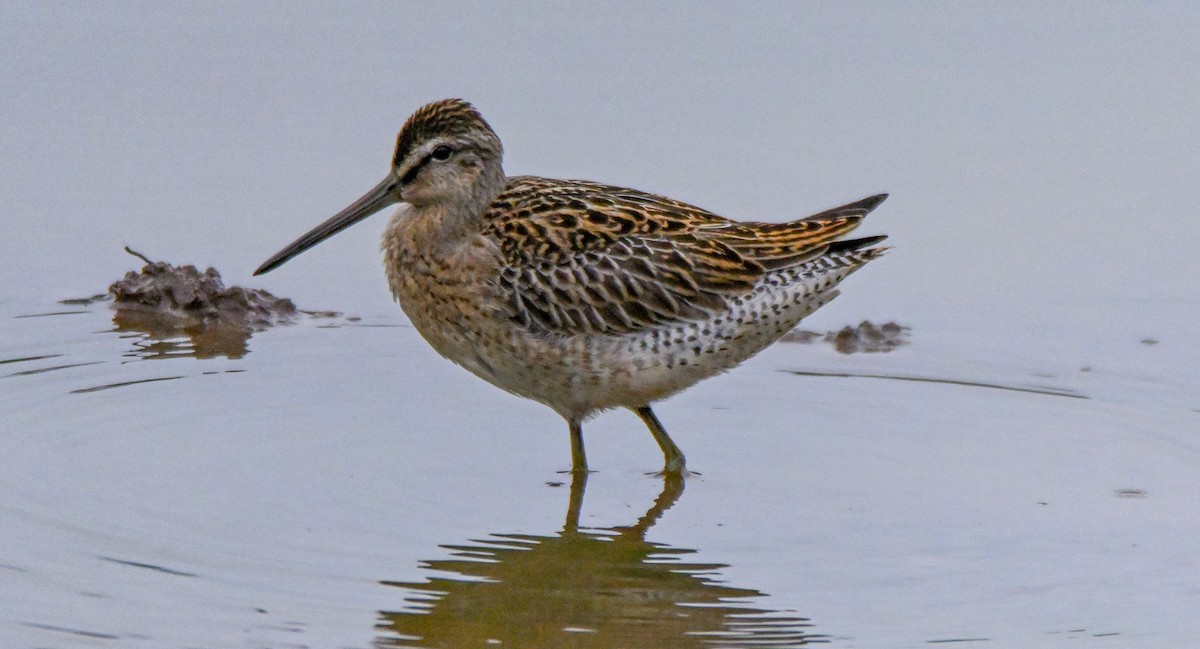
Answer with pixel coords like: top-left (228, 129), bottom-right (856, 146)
top-left (568, 417), bottom-right (589, 474)
top-left (563, 467), bottom-right (588, 533)
top-left (635, 406), bottom-right (688, 475)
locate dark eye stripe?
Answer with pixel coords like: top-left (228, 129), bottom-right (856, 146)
top-left (400, 145), bottom-right (460, 185)
top-left (400, 155), bottom-right (433, 185)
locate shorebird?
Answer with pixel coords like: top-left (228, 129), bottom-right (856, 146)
top-left (255, 99), bottom-right (888, 475)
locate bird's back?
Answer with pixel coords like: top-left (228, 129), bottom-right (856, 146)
top-left (461, 177), bottom-right (889, 415)
top-left (483, 176), bottom-right (886, 336)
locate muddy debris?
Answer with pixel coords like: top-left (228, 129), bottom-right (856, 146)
top-left (109, 247), bottom-right (296, 328)
top-left (105, 247), bottom-right (299, 359)
top-left (781, 320), bottom-right (909, 354)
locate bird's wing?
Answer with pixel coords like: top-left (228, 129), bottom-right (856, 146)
top-left (485, 176), bottom-right (884, 336)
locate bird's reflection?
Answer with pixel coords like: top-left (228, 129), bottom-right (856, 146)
top-left (376, 473), bottom-right (825, 648)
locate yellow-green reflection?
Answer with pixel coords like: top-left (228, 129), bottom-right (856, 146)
top-left (377, 474), bottom-right (825, 648)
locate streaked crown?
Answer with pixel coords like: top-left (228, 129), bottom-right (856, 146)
top-left (392, 99), bottom-right (502, 168)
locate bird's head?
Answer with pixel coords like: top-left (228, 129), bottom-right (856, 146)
top-left (255, 99), bottom-right (504, 276)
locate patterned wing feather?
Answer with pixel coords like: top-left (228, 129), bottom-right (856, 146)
top-left (486, 177), bottom-right (886, 336)
top-left (698, 193), bottom-right (887, 270)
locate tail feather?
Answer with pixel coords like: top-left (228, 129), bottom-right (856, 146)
top-left (825, 234), bottom-right (888, 254)
top-left (743, 194), bottom-right (889, 270)
top-left (804, 193), bottom-right (888, 222)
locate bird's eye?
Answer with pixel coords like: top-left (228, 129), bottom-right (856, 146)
top-left (431, 145), bottom-right (454, 161)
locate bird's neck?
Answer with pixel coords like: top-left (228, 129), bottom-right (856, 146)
top-left (462, 165), bottom-right (507, 221)
top-left (425, 166), bottom-right (505, 242)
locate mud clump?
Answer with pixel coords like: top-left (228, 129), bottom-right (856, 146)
top-left (782, 320), bottom-right (909, 354)
top-left (109, 248), bottom-right (296, 328)
top-left (106, 248), bottom-right (297, 358)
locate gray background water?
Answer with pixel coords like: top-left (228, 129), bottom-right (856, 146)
top-left (2, 3), bottom-right (1198, 648)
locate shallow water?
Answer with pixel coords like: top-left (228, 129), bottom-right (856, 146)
top-left (4, 3), bottom-right (1200, 648)
top-left (2, 294), bottom-right (1197, 648)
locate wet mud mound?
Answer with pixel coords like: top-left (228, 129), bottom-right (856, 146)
top-left (106, 248), bottom-right (298, 358)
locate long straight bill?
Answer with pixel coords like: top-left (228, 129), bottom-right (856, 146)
top-left (254, 175), bottom-right (401, 276)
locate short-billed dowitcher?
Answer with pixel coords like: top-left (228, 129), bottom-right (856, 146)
top-left (255, 99), bottom-right (889, 475)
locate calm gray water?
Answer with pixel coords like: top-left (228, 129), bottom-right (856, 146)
top-left (2, 3), bottom-right (1198, 648)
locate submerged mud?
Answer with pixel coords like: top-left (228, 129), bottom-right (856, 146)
top-left (781, 320), bottom-right (909, 354)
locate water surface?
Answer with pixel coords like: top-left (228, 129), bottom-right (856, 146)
top-left (2, 3), bottom-right (1199, 647)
